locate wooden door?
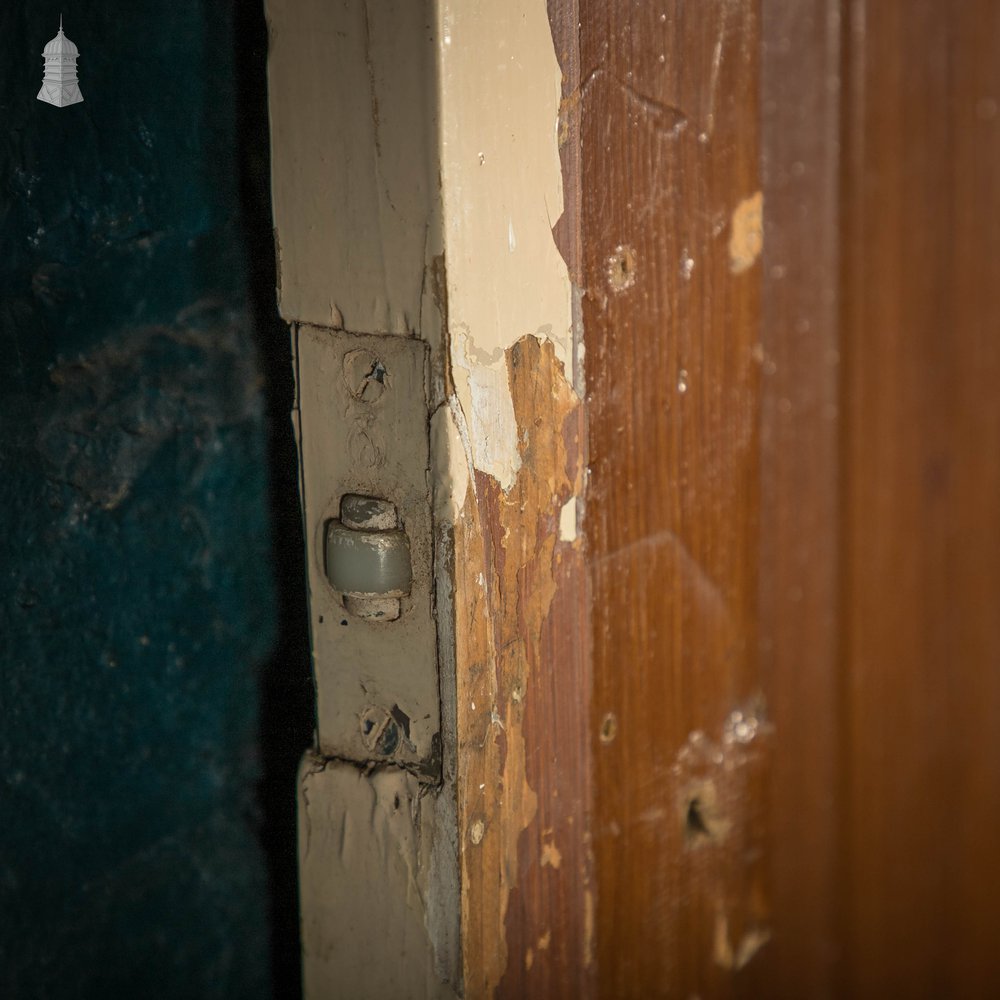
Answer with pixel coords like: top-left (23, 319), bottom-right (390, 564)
top-left (578, 0), bottom-right (1000, 996)
top-left (267, 0), bottom-right (1000, 996)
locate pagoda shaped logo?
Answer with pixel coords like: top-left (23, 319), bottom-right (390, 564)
top-left (37, 16), bottom-right (84, 108)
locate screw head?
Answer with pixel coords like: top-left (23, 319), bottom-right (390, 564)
top-left (342, 349), bottom-right (388, 403)
top-left (359, 707), bottom-right (401, 757)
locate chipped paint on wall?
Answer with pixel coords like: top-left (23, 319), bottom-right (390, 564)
top-left (436, 0), bottom-right (574, 492)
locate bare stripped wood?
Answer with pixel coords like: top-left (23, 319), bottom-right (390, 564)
top-left (452, 338), bottom-right (589, 999)
top-left (579, 1), bottom-right (766, 994)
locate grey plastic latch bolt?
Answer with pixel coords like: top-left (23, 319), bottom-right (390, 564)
top-left (325, 494), bottom-right (412, 621)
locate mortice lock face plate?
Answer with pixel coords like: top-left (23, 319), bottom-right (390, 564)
top-left (296, 325), bottom-right (439, 777)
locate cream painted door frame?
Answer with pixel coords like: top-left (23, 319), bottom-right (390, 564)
top-left (266, 1), bottom-right (586, 996)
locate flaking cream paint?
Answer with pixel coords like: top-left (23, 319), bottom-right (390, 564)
top-left (436, 0), bottom-right (574, 494)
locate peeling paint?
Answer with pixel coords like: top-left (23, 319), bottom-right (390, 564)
top-left (437, 0), bottom-right (573, 492)
top-left (559, 495), bottom-right (578, 541)
top-left (728, 191), bottom-right (763, 274)
top-left (431, 402), bottom-right (471, 525)
top-left (428, 0), bottom-right (585, 991)
top-left (298, 756), bottom-right (461, 999)
top-left (452, 337), bottom-right (580, 996)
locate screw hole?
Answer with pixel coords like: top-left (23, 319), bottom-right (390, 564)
top-left (375, 720), bottom-right (400, 756)
top-left (686, 797), bottom-right (711, 839)
top-left (681, 779), bottom-right (729, 847)
top-left (606, 244), bottom-right (637, 293)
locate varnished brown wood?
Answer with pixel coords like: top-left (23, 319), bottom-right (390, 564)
top-left (580, 2), bottom-right (765, 995)
top-left (577, 0), bottom-right (1000, 995)
top-left (756, 1), bottom-right (843, 994)
top-left (278, 0), bottom-right (1000, 992)
top-left (841, 2), bottom-right (1000, 993)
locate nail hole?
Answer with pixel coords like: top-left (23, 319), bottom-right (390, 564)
top-left (681, 779), bottom-right (730, 847)
top-left (686, 797), bottom-right (711, 839)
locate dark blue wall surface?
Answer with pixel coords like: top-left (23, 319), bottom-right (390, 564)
top-left (0, 3), bottom-right (289, 995)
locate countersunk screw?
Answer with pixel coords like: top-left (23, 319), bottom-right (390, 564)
top-left (376, 719), bottom-right (400, 756)
top-left (360, 707), bottom-right (400, 758)
top-left (342, 349), bottom-right (388, 403)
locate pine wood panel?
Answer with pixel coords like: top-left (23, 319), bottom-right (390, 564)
top-left (756, 1), bottom-right (843, 993)
top-left (841, 2), bottom-right (1000, 993)
top-left (579, 2), bottom-right (766, 994)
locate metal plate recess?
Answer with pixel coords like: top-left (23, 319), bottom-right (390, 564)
top-left (295, 325), bottom-right (439, 776)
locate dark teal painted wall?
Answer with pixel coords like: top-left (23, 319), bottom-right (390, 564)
top-left (1, 3), bottom-right (284, 995)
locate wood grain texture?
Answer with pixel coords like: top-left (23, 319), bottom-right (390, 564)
top-left (579, 1), bottom-right (767, 994)
top-left (841, 2), bottom-right (1000, 993)
top-left (756, 1), bottom-right (843, 994)
top-left (453, 338), bottom-right (590, 999)
top-left (436, 1), bottom-right (593, 994)
top-left (561, 0), bottom-right (1000, 993)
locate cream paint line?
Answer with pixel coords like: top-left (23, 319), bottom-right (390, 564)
top-left (436, 0), bottom-right (574, 492)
